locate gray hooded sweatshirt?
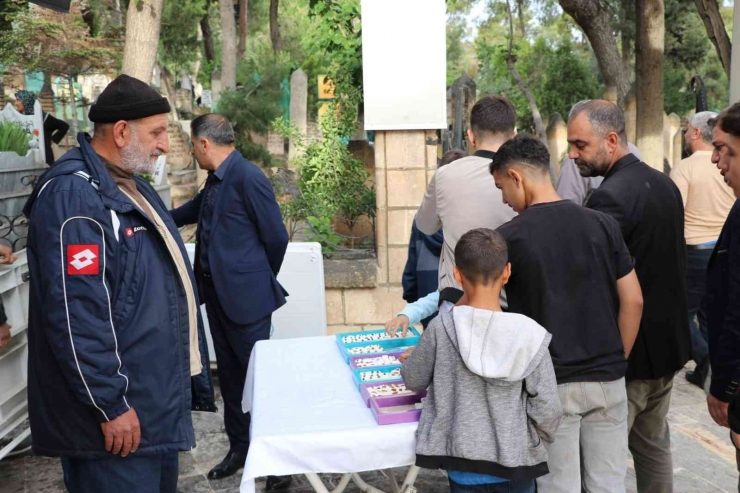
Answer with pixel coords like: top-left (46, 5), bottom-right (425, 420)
top-left (401, 307), bottom-right (562, 481)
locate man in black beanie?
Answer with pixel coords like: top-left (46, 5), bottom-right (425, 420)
top-left (23, 74), bottom-right (215, 493)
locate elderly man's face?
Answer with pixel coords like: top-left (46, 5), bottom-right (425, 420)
top-left (712, 125), bottom-right (740, 197)
top-left (567, 113), bottom-right (612, 178)
top-left (120, 114), bottom-right (169, 175)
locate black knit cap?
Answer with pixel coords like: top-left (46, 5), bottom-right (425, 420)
top-left (88, 74), bottom-right (171, 123)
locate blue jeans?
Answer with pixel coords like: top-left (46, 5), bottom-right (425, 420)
top-left (448, 478), bottom-right (535, 493)
top-left (687, 247), bottom-right (712, 365)
top-left (61, 452), bottom-right (179, 493)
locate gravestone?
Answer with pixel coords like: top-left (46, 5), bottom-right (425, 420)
top-left (200, 90), bottom-right (212, 109)
top-left (664, 113), bottom-right (681, 169)
top-left (167, 122), bottom-right (198, 208)
top-left (267, 132), bottom-right (285, 156)
top-left (289, 69), bottom-right (308, 162)
top-left (211, 70), bottom-right (222, 106)
top-left (448, 73), bottom-right (476, 152)
top-left (546, 113), bottom-right (567, 179)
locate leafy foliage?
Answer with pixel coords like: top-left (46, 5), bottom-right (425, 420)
top-left (0, 1), bottom-right (119, 78)
top-left (273, 98), bottom-right (375, 256)
top-left (0, 121), bottom-right (30, 156)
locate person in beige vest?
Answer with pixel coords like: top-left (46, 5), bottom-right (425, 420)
top-left (415, 96), bottom-right (517, 291)
top-left (671, 111), bottom-right (736, 389)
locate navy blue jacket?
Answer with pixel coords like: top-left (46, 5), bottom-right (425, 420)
top-left (705, 200), bottom-right (740, 402)
top-left (170, 150), bottom-right (289, 325)
top-left (23, 133), bottom-right (215, 459)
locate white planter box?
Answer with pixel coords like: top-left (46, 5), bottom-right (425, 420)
top-left (0, 249), bottom-right (29, 461)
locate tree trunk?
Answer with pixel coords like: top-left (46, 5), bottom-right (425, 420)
top-left (505, 0), bottom-right (545, 143)
top-left (621, 0), bottom-right (633, 74)
top-left (68, 76), bottom-right (79, 137)
top-left (635, 0), bottom-right (665, 171)
top-left (693, 0), bottom-right (731, 77)
top-left (558, 0), bottom-right (631, 106)
top-left (200, 12), bottom-right (216, 63)
top-left (270, 0), bottom-right (281, 55)
top-left (516, 0), bottom-right (526, 37)
top-left (507, 57), bottom-right (547, 142)
top-left (220, 0), bottom-right (237, 89)
top-left (122, 0), bottom-right (165, 83)
top-left (237, 0), bottom-right (248, 61)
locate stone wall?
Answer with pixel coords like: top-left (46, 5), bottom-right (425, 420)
top-left (324, 130), bottom-right (438, 334)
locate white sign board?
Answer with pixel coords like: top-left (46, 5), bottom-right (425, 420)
top-left (361, 0), bottom-right (447, 130)
top-left (184, 242), bottom-right (327, 362)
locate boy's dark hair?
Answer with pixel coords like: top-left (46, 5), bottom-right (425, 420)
top-left (455, 228), bottom-right (508, 285)
top-left (440, 148), bottom-right (467, 167)
top-left (488, 134), bottom-right (551, 176)
top-left (709, 103), bottom-right (740, 138)
top-left (470, 96), bottom-right (517, 139)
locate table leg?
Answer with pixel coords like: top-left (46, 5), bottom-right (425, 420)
top-left (383, 469), bottom-right (400, 493)
top-left (304, 473), bottom-right (353, 493)
top-left (351, 473), bottom-right (388, 493)
top-left (398, 465), bottom-right (420, 493)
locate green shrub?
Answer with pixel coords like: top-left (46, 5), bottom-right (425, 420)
top-left (0, 121), bottom-right (30, 156)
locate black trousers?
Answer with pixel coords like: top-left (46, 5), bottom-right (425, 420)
top-left (61, 452), bottom-right (179, 493)
top-left (200, 275), bottom-right (271, 455)
top-left (687, 247), bottom-right (712, 365)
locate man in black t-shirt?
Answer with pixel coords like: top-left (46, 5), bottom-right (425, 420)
top-left (490, 135), bottom-right (644, 493)
top-left (569, 100), bottom-right (690, 493)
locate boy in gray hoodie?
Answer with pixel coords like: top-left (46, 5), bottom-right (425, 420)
top-left (401, 228), bottom-right (562, 493)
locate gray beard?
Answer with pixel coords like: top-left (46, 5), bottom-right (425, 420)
top-left (120, 140), bottom-right (158, 175)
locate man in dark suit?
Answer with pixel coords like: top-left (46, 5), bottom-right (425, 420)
top-left (704, 103), bottom-right (740, 483)
top-left (567, 100), bottom-right (691, 493)
top-left (171, 114), bottom-right (289, 480)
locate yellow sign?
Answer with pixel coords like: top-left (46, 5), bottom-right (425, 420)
top-left (318, 75), bottom-right (335, 100)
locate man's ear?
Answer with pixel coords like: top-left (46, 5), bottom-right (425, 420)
top-left (453, 265), bottom-right (464, 288)
top-left (507, 167), bottom-right (524, 187)
top-left (467, 128), bottom-right (476, 149)
top-left (501, 262), bottom-right (512, 285)
top-left (606, 131), bottom-right (620, 152)
top-left (112, 120), bottom-right (130, 149)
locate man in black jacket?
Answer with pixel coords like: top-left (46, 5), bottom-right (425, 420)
top-left (704, 103), bottom-right (740, 482)
top-left (568, 100), bottom-right (691, 493)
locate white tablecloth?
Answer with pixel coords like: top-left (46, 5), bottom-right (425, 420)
top-left (240, 336), bottom-right (418, 493)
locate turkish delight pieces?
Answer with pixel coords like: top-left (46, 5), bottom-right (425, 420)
top-left (347, 345), bottom-right (385, 355)
top-left (342, 332), bottom-right (403, 344)
top-left (359, 367), bottom-right (402, 382)
top-left (354, 354), bottom-right (401, 368)
top-left (367, 383), bottom-right (413, 398)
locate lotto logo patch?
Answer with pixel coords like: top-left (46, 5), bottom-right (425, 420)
top-left (67, 245), bottom-right (100, 276)
top-left (125, 226), bottom-right (147, 237)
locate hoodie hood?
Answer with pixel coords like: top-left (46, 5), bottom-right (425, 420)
top-left (443, 306), bottom-right (551, 382)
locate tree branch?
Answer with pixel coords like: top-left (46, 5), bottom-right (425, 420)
top-left (693, 0), bottom-right (731, 77)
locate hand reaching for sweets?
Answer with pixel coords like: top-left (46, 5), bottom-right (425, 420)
top-left (385, 315), bottom-right (410, 337)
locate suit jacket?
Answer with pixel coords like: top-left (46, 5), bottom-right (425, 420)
top-left (704, 200), bottom-right (740, 402)
top-left (171, 150), bottom-right (289, 325)
top-left (587, 153), bottom-right (691, 381)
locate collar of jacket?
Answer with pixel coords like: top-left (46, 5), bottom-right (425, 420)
top-left (212, 149), bottom-right (240, 181)
top-left (474, 149), bottom-right (496, 160)
top-left (75, 132), bottom-right (142, 213)
top-left (604, 152), bottom-right (641, 181)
